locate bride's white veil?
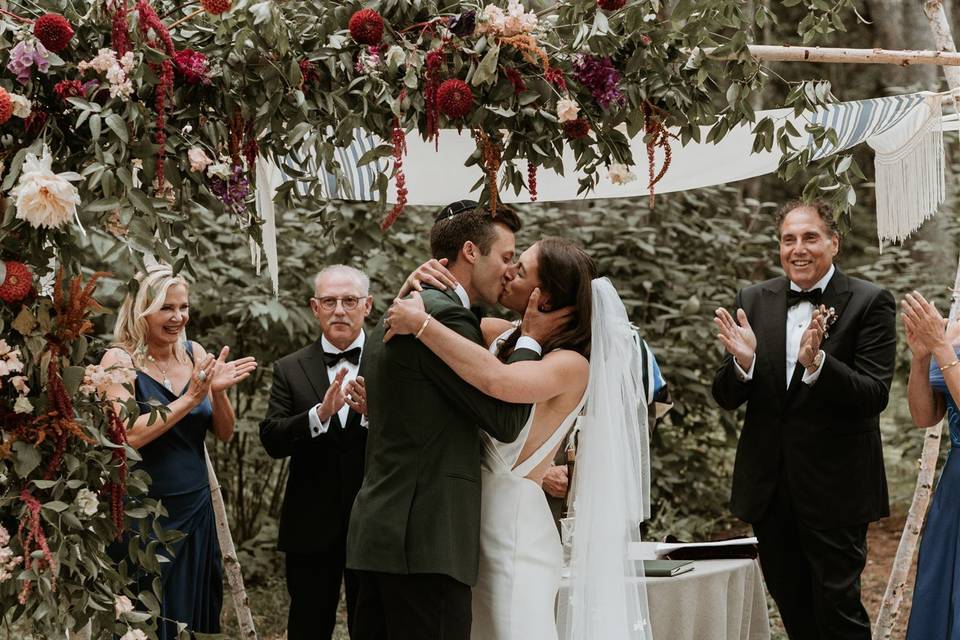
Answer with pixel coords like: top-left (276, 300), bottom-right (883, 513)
top-left (559, 277), bottom-right (653, 640)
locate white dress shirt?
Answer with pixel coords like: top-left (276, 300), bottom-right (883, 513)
top-left (735, 265), bottom-right (834, 388)
top-left (308, 332), bottom-right (365, 437)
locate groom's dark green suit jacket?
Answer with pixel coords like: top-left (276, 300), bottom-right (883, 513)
top-left (346, 286), bottom-right (539, 586)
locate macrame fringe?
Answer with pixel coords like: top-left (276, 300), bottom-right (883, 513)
top-left (874, 96), bottom-right (945, 248)
top-left (255, 154), bottom-right (280, 297)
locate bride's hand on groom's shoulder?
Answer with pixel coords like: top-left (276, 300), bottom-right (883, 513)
top-left (383, 292), bottom-right (429, 343)
top-left (398, 258), bottom-right (458, 297)
top-left (521, 288), bottom-right (574, 344)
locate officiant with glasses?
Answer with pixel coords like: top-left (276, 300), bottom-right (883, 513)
top-left (711, 200), bottom-right (896, 640)
top-left (260, 265), bottom-right (373, 640)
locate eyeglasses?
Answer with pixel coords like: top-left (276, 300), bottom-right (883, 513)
top-left (436, 199), bottom-right (478, 222)
top-left (313, 296), bottom-right (368, 311)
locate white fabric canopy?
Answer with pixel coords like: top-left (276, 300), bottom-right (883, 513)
top-left (255, 92), bottom-right (945, 290)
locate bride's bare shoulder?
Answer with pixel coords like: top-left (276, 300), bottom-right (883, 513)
top-left (481, 317), bottom-right (515, 345)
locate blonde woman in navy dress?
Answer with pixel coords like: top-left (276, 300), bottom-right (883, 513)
top-left (101, 265), bottom-right (257, 639)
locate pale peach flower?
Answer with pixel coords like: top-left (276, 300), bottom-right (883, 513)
top-left (10, 147), bottom-right (82, 230)
top-left (556, 98), bottom-right (580, 123)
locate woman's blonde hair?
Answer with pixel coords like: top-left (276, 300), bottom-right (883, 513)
top-left (113, 265), bottom-right (189, 368)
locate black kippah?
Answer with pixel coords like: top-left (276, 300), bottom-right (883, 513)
top-left (435, 199), bottom-right (478, 222)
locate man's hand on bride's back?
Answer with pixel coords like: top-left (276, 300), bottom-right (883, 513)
top-left (521, 288), bottom-right (574, 344)
top-left (398, 258), bottom-right (458, 297)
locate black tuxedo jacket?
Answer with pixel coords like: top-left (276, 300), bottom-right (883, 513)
top-left (259, 337), bottom-right (367, 555)
top-left (711, 269), bottom-right (897, 529)
top-left (347, 287), bottom-right (539, 586)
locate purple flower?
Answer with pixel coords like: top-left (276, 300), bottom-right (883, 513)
top-left (448, 10), bottom-right (476, 37)
top-left (572, 54), bottom-right (625, 111)
top-left (7, 40), bottom-right (51, 85)
top-left (208, 164), bottom-right (251, 214)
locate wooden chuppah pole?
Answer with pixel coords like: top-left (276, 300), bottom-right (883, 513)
top-left (873, 3), bottom-right (959, 638)
top-left (703, 44), bottom-right (960, 66)
top-left (206, 446), bottom-right (258, 639)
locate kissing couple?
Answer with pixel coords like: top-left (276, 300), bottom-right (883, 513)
top-left (347, 200), bottom-right (655, 640)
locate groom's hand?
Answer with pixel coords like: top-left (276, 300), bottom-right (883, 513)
top-left (316, 367), bottom-right (348, 422)
top-left (521, 288), bottom-right (574, 343)
top-left (542, 465), bottom-right (568, 498)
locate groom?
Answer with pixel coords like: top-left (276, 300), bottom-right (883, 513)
top-left (347, 201), bottom-right (548, 640)
top-left (712, 200), bottom-right (896, 639)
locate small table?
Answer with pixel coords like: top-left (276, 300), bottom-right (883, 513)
top-left (557, 559), bottom-right (770, 640)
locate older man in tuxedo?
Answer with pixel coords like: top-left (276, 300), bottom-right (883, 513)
top-left (712, 200), bottom-right (896, 640)
top-left (260, 264), bottom-right (372, 640)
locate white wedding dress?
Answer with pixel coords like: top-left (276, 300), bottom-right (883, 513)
top-left (470, 330), bottom-right (587, 640)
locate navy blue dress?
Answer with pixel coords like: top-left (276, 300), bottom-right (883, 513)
top-left (133, 343), bottom-right (223, 638)
top-left (907, 359), bottom-right (960, 639)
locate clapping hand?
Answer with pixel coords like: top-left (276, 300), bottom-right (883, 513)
top-left (901, 291), bottom-right (948, 358)
top-left (186, 353), bottom-right (216, 406)
top-left (398, 258), bottom-right (458, 297)
top-left (714, 307), bottom-right (757, 371)
top-left (209, 346), bottom-right (258, 393)
top-left (345, 376), bottom-right (367, 416)
top-left (317, 367), bottom-right (349, 422)
top-left (520, 288), bottom-right (574, 343)
top-left (797, 306), bottom-right (827, 371)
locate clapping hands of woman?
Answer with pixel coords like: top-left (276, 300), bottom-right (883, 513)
top-left (902, 291), bottom-right (950, 359)
top-left (208, 346), bottom-right (258, 393)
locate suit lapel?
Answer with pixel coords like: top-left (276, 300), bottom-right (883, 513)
top-left (298, 340), bottom-right (331, 402)
top-left (819, 269), bottom-right (853, 348)
top-left (760, 278), bottom-right (789, 403)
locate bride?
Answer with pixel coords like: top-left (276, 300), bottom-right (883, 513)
top-left (385, 237), bottom-right (654, 640)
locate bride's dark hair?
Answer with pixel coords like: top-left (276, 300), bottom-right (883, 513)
top-left (497, 237), bottom-right (597, 361)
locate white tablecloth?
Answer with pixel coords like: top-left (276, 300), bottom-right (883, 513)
top-left (557, 559), bottom-right (770, 640)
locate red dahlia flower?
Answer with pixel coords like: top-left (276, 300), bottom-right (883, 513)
top-left (349, 9), bottom-right (384, 45)
top-left (34, 13), bottom-right (74, 52)
top-left (0, 261), bottom-right (33, 303)
top-left (0, 88), bottom-right (12, 125)
top-left (436, 79), bottom-right (473, 119)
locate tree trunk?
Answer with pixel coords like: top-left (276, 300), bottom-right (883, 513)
top-left (873, 7), bottom-right (956, 638)
top-left (206, 445), bottom-right (258, 639)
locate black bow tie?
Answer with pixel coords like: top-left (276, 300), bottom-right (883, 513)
top-left (786, 288), bottom-right (823, 307)
top-left (323, 346), bottom-right (361, 367)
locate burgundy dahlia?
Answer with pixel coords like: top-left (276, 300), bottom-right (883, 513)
top-left (436, 79), bottom-right (473, 119)
top-left (572, 54), bottom-right (625, 110)
top-left (54, 80), bottom-right (84, 102)
top-left (0, 88), bottom-right (11, 125)
top-left (33, 13), bottom-right (74, 53)
top-left (563, 117), bottom-right (591, 140)
top-left (0, 261), bottom-right (33, 304)
top-left (349, 9), bottom-right (384, 45)
top-left (174, 49), bottom-right (211, 85)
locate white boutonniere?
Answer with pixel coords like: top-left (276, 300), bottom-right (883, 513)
top-left (822, 306), bottom-right (839, 339)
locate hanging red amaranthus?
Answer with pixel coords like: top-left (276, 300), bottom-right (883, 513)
top-left (527, 161), bottom-right (537, 202)
top-left (381, 117), bottom-right (408, 230)
top-left (105, 407), bottom-right (128, 537)
top-left (472, 129), bottom-right (501, 215)
top-left (137, 0), bottom-right (176, 192)
top-left (642, 101), bottom-right (674, 208)
top-left (424, 47), bottom-right (445, 148)
top-left (111, 0), bottom-right (130, 55)
top-left (17, 488), bottom-right (55, 604)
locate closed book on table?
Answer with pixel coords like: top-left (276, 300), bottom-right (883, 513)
top-left (642, 559), bottom-right (694, 577)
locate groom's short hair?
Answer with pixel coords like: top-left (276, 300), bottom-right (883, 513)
top-left (430, 202), bottom-right (522, 264)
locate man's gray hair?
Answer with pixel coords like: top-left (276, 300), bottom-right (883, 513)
top-left (313, 264), bottom-right (370, 296)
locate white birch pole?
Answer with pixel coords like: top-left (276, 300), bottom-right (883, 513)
top-left (873, 4), bottom-right (958, 637)
top-left (206, 445), bottom-right (258, 639)
top-left (703, 44), bottom-right (960, 66)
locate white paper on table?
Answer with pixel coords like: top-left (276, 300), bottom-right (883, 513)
top-left (653, 537), bottom-right (758, 558)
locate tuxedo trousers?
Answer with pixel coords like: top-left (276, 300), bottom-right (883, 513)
top-left (752, 481), bottom-right (871, 640)
top-left (285, 548), bottom-right (359, 640)
top-left (352, 570), bottom-right (471, 640)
